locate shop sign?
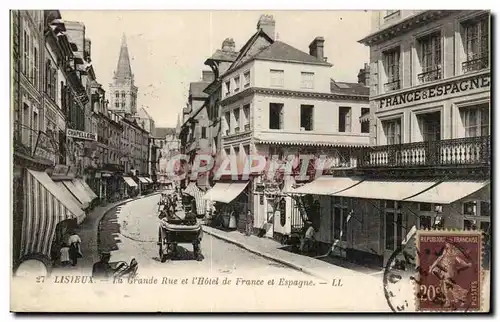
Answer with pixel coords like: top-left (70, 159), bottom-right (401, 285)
top-left (378, 73), bottom-right (490, 109)
top-left (67, 129), bottom-right (97, 141)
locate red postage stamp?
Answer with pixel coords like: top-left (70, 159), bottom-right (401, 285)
top-left (416, 230), bottom-right (483, 312)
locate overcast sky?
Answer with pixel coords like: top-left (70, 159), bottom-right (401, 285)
top-left (60, 10), bottom-right (372, 128)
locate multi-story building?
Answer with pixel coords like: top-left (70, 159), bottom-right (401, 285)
top-left (133, 106), bottom-right (155, 134)
top-left (12, 11), bottom-right (97, 271)
top-left (121, 117), bottom-right (150, 175)
top-left (203, 38), bottom-right (239, 158)
top-left (206, 15), bottom-right (370, 236)
top-left (155, 123), bottom-right (181, 185)
top-left (108, 34), bottom-right (138, 115)
top-left (294, 10), bottom-right (491, 268)
top-left (179, 70), bottom-right (215, 188)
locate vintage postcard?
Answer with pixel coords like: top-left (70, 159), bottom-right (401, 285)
top-left (10, 9), bottom-right (491, 312)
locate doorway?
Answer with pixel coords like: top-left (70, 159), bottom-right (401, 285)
top-left (418, 111), bottom-right (441, 164)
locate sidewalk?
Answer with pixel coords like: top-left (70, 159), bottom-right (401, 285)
top-left (202, 225), bottom-right (383, 282)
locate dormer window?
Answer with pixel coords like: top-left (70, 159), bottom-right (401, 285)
top-left (234, 76), bottom-right (240, 92)
top-left (224, 81), bottom-right (230, 97)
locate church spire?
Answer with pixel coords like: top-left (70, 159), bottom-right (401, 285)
top-left (175, 113), bottom-right (182, 136)
top-left (114, 33), bottom-right (133, 83)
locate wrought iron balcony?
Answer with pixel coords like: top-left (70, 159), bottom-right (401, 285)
top-left (462, 56), bottom-right (489, 73)
top-left (384, 79), bottom-right (401, 92)
top-left (13, 121), bottom-right (59, 165)
top-left (357, 136), bottom-right (490, 169)
top-left (418, 68), bottom-right (442, 84)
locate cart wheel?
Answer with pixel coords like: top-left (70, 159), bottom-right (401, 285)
top-left (159, 242), bottom-right (167, 263)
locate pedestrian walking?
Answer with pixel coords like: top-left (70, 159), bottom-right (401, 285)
top-left (68, 231), bottom-right (82, 266)
top-left (245, 210), bottom-right (253, 236)
top-left (299, 221), bottom-right (316, 254)
top-left (59, 243), bottom-right (70, 267)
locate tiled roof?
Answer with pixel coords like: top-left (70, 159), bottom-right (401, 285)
top-left (154, 127), bottom-right (176, 138)
top-left (330, 80), bottom-right (369, 96)
top-left (254, 41), bottom-right (332, 66)
top-left (208, 49), bottom-right (239, 62)
top-left (189, 81), bottom-right (210, 98)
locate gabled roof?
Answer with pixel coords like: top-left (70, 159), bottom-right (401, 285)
top-left (189, 81), bottom-right (210, 99)
top-left (330, 79), bottom-right (369, 96)
top-left (254, 41), bottom-right (332, 67)
top-left (225, 29), bottom-right (273, 75)
top-left (137, 106), bottom-right (153, 120)
top-left (223, 29), bottom-right (332, 77)
top-left (154, 127), bottom-right (176, 138)
top-left (206, 49), bottom-right (239, 63)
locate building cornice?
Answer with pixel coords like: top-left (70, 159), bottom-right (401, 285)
top-left (358, 10), bottom-right (460, 46)
top-left (220, 87), bottom-right (368, 106)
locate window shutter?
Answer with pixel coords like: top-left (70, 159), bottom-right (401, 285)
top-left (45, 60), bottom-right (50, 93)
top-left (279, 106), bottom-right (284, 129)
top-left (345, 108), bottom-right (351, 132)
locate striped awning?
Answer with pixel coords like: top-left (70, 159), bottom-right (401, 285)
top-left (73, 178), bottom-right (97, 201)
top-left (138, 177), bottom-right (149, 184)
top-left (62, 180), bottom-right (92, 207)
top-left (21, 170), bottom-right (85, 260)
top-left (145, 177), bottom-right (153, 183)
top-left (183, 182), bottom-right (206, 215)
top-left (123, 176), bottom-right (138, 187)
top-left (55, 181), bottom-right (86, 210)
top-left (76, 178), bottom-right (98, 200)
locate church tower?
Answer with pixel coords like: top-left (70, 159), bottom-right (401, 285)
top-left (109, 33), bottom-right (138, 115)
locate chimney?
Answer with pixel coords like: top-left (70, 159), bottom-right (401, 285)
top-left (222, 38), bottom-right (235, 52)
top-left (357, 63), bottom-right (370, 86)
top-left (202, 70), bottom-right (215, 82)
top-left (257, 15), bottom-right (276, 40)
top-left (309, 37), bottom-right (325, 61)
top-left (84, 38), bottom-right (91, 62)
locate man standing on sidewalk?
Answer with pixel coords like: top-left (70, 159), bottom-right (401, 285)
top-left (245, 210), bottom-right (253, 236)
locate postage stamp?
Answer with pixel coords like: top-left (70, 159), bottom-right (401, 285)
top-left (415, 230), bottom-right (483, 312)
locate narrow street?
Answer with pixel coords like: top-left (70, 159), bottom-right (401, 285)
top-left (98, 194), bottom-right (311, 278)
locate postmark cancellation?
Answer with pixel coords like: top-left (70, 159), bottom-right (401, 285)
top-left (415, 229), bottom-right (484, 312)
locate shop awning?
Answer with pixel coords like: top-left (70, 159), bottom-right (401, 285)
top-left (138, 177), bottom-right (149, 184)
top-left (331, 179), bottom-right (438, 201)
top-left (74, 178), bottom-right (97, 200)
top-left (123, 176), bottom-right (138, 187)
top-left (55, 181), bottom-right (86, 210)
top-left (78, 178), bottom-right (98, 200)
top-left (404, 180), bottom-right (490, 204)
top-left (62, 180), bottom-right (92, 205)
top-left (21, 170), bottom-right (85, 259)
top-left (290, 176), bottom-right (362, 195)
top-left (145, 177), bottom-right (153, 183)
top-left (202, 181), bottom-right (249, 204)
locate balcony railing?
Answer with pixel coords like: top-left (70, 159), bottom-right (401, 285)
top-left (13, 121), bottom-right (59, 164)
top-left (462, 56), bottom-right (489, 73)
top-left (234, 127), bottom-right (240, 133)
top-left (357, 136), bottom-right (490, 169)
top-left (418, 68), bottom-right (442, 84)
top-left (384, 79), bottom-right (401, 92)
top-left (244, 124), bottom-right (251, 131)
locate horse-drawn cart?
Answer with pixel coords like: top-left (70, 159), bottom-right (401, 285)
top-left (157, 217), bottom-right (203, 263)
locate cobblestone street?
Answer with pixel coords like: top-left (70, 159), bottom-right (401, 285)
top-left (98, 194), bottom-right (312, 278)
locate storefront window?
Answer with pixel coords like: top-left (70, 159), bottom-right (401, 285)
top-left (279, 199), bottom-right (286, 227)
top-left (331, 197), bottom-right (349, 242)
top-left (384, 200), bottom-right (404, 251)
